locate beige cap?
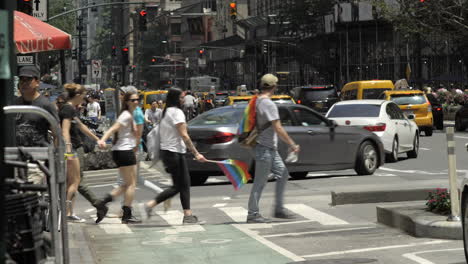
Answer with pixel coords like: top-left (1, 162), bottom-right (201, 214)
top-left (260, 73), bottom-right (278, 89)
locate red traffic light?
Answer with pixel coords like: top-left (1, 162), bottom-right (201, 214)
top-left (229, 2), bottom-right (236, 8)
top-left (139, 10), bottom-right (147, 16)
top-left (199, 49), bottom-right (204, 54)
top-left (112, 46), bottom-right (116, 50)
top-left (122, 47), bottom-right (129, 52)
top-left (151, 57), bottom-right (157, 62)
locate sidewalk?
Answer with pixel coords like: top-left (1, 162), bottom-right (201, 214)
top-left (68, 223), bottom-right (95, 264)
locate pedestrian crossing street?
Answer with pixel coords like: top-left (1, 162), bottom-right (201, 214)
top-left (80, 201), bottom-right (367, 236)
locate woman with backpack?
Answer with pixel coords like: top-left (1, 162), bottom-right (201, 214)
top-left (144, 87), bottom-right (207, 224)
top-left (95, 90), bottom-right (142, 224)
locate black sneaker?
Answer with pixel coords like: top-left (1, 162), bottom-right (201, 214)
top-left (246, 214), bottom-right (272, 223)
top-left (95, 202), bottom-right (109, 224)
top-left (183, 215), bottom-right (202, 225)
top-left (274, 210), bottom-right (296, 219)
top-left (122, 215), bottom-right (142, 224)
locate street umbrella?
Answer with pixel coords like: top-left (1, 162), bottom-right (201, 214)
top-left (14, 11), bottom-right (72, 54)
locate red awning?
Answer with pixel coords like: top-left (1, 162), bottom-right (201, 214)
top-left (14, 11), bottom-right (72, 54)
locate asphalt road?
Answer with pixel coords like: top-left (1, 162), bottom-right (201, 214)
top-left (69, 128), bottom-right (468, 264)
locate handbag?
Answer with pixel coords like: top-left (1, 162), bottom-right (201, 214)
top-left (146, 123), bottom-right (161, 163)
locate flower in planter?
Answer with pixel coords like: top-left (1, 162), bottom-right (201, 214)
top-left (426, 188), bottom-right (451, 215)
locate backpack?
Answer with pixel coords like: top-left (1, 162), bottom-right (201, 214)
top-left (237, 97), bottom-right (271, 149)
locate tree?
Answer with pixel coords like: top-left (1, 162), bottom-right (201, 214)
top-left (372, 0), bottom-right (468, 79)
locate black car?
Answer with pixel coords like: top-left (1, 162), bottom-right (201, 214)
top-left (455, 103), bottom-right (468, 131)
top-left (292, 85), bottom-right (340, 113)
top-left (426, 93), bottom-right (444, 130)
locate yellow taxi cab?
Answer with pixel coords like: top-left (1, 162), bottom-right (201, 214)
top-left (142, 90), bottom-right (168, 110)
top-left (382, 89), bottom-right (434, 136)
top-left (224, 95), bottom-right (295, 106)
top-left (341, 80), bottom-right (394, 100)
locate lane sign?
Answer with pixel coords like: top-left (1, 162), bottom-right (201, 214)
top-left (33, 0), bottom-right (48, 21)
top-left (91, 59), bottom-right (102, 78)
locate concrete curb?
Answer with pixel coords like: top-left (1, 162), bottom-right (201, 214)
top-left (377, 204), bottom-right (462, 240)
top-left (331, 188), bottom-right (435, 206)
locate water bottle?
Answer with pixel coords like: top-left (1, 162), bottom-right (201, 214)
top-left (285, 149), bottom-right (298, 163)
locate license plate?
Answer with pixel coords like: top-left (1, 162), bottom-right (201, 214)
top-left (315, 103), bottom-right (323, 108)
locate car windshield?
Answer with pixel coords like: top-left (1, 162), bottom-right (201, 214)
top-left (215, 95), bottom-right (228, 100)
top-left (362, 88), bottom-right (392, 99)
top-left (301, 88), bottom-right (337, 101)
top-left (327, 104), bottom-right (381, 118)
top-left (188, 107), bottom-right (244, 126)
top-left (233, 99), bottom-right (250, 104)
top-left (147, 93), bottom-right (167, 103)
top-left (390, 94), bottom-right (427, 105)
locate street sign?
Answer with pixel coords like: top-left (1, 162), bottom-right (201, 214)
top-left (33, 0), bottom-right (48, 21)
top-left (17, 55), bottom-right (34, 65)
top-left (91, 59), bottom-right (102, 79)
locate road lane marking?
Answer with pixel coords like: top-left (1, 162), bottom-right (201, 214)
top-left (263, 226), bottom-right (376, 238)
top-left (301, 240), bottom-right (449, 258)
top-left (456, 136), bottom-right (468, 139)
top-left (212, 203), bottom-right (227, 207)
top-left (379, 167), bottom-right (446, 175)
top-left (222, 197), bottom-right (231, 200)
top-left (89, 183), bottom-right (115, 188)
top-left (85, 208), bottom-right (95, 213)
top-left (232, 224), bottom-right (305, 262)
top-left (155, 210), bottom-right (205, 234)
top-left (285, 204), bottom-right (349, 225)
top-left (402, 248), bottom-right (463, 264)
top-left (219, 207), bottom-right (247, 223)
top-left (374, 173), bottom-right (398, 177)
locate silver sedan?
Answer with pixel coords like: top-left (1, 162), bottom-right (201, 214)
top-left (187, 104), bottom-right (385, 185)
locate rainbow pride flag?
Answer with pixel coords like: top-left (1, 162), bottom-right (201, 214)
top-left (237, 96), bottom-right (258, 135)
top-left (215, 159), bottom-right (251, 190)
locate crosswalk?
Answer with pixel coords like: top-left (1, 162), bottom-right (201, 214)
top-left (84, 202), bottom-right (353, 235)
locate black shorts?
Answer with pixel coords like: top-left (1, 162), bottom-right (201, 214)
top-left (112, 150), bottom-right (136, 167)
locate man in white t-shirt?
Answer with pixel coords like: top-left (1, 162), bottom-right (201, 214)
top-left (86, 95), bottom-right (101, 122)
top-left (183, 91), bottom-right (196, 119)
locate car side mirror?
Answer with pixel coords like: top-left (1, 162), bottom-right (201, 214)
top-left (407, 114), bottom-right (415, 120)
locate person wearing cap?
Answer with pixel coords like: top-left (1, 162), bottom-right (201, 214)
top-left (246, 73), bottom-right (300, 223)
top-left (15, 66), bottom-right (60, 184)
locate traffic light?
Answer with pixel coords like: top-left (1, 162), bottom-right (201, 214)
top-left (198, 49), bottom-right (205, 58)
top-left (151, 56), bottom-right (157, 64)
top-left (229, 2), bottom-right (237, 20)
top-left (139, 10), bottom-right (147, 31)
top-left (111, 46), bottom-right (117, 57)
top-left (18, 0), bottom-right (33, 15)
top-left (121, 47), bottom-right (129, 65)
top-left (71, 49), bottom-right (77, 60)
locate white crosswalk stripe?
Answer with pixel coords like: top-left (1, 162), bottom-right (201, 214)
top-left (89, 203), bottom-right (350, 235)
top-left (219, 207), bottom-right (248, 223)
top-left (285, 204), bottom-right (349, 225)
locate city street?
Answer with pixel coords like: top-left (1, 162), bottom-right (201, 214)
top-left (68, 128), bottom-right (468, 264)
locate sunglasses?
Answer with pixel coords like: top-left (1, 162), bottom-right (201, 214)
top-left (128, 99), bottom-right (139, 102)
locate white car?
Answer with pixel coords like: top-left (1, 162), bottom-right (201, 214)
top-left (326, 100), bottom-right (419, 162)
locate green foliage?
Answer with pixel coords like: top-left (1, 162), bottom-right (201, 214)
top-left (48, 0), bottom-right (75, 34)
top-left (426, 188), bottom-right (451, 215)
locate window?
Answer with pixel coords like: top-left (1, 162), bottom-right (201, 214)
top-left (279, 108), bottom-right (293, 126)
top-left (362, 88), bottom-right (392, 99)
top-left (171, 23), bottom-right (181, 35)
top-left (172, 42), bottom-right (182, 54)
top-left (188, 108), bottom-right (243, 126)
top-left (342, 89), bottom-right (357, 100)
top-left (386, 103), bottom-right (404, 119)
top-left (390, 94), bottom-right (427, 105)
top-left (386, 104), bottom-right (399, 120)
top-left (328, 104), bottom-right (381, 118)
top-left (292, 107), bottom-right (325, 126)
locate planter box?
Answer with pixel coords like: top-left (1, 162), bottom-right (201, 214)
top-left (443, 105), bottom-right (462, 120)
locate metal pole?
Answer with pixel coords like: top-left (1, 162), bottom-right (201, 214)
top-left (78, 16), bottom-right (84, 84)
top-left (0, 3), bottom-right (16, 263)
top-left (60, 50), bottom-right (66, 84)
top-left (446, 126), bottom-right (461, 221)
